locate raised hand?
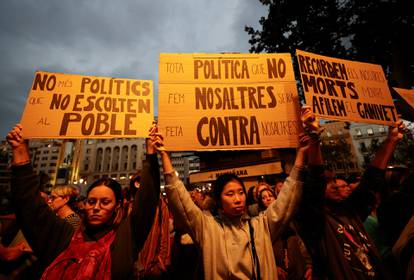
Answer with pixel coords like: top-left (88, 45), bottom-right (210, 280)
top-left (388, 118), bottom-right (407, 142)
top-left (6, 124), bottom-right (30, 165)
top-left (301, 106), bottom-right (324, 134)
top-left (147, 121), bottom-right (166, 153)
top-left (6, 124), bottom-right (25, 149)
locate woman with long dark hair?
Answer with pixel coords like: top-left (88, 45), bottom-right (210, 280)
top-left (152, 119), bottom-right (313, 279)
top-left (7, 124), bottom-right (160, 279)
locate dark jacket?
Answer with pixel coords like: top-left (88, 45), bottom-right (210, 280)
top-left (11, 154), bottom-right (160, 280)
top-left (297, 165), bottom-right (389, 280)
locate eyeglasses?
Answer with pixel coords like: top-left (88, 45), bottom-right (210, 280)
top-left (48, 195), bottom-right (61, 201)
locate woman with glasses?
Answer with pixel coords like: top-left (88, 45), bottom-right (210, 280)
top-left (7, 124), bottom-right (160, 280)
top-left (48, 185), bottom-right (81, 229)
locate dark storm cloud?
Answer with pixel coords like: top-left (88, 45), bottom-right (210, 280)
top-left (0, 0), bottom-right (265, 136)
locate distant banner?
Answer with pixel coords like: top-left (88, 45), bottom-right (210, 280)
top-left (394, 87), bottom-right (414, 109)
top-left (189, 161), bottom-right (283, 183)
top-left (158, 53), bottom-right (301, 151)
top-left (21, 71), bottom-right (153, 138)
top-left (296, 50), bottom-right (397, 125)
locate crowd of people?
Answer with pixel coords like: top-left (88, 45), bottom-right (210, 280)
top-left (1, 108), bottom-right (413, 279)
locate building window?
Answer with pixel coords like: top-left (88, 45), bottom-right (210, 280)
top-left (367, 128), bottom-right (374, 135)
top-left (356, 129), bottom-right (362, 136)
top-left (379, 126), bottom-right (385, 133)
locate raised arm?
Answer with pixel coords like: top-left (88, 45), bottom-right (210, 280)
top-left (371, 119), bottom-right (406, 169)
top-left (264, 110), bottom-right (314, 242)
top-left (351, 119), bottom-right (407, 220)
top-left (300, 107), bottom-right (325, 205)
top-left (294, 108), bottom-right (327, 245)
top-left (7, 125), bottom-right (73, 264)
top-left (132, 124), bottom-right (161, 252)
top-left (154, 132), bottom-right (206, 245)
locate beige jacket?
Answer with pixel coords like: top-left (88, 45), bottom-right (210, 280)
top-left (165, 166), bottom-right (305, 280)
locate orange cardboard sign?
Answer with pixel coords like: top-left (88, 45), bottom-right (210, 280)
top-left (394, 87), bottom-right (414, 109)
top-left (158, 53), bottom-right (301, 151)
top-left (21, 71), bottom-right (153, 138)
top-left (296, 50), bottom-right (397, 125)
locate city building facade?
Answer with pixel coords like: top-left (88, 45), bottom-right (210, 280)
top-left (78, 138), bottom-right (146, 192)
top-left (320, 121), bottom-right (360, 175)
top-left (349, 122), bottom-right (388, 168)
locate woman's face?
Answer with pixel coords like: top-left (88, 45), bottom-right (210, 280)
top-left (255, 184), bottom-right (268, 201)
top-left (85, 185), bottom-right (118, 227)
top-left (220, 180), bottom-right (246, 217)
top-left (325, 179), bottom-right (349, 201)
top-left (48, 191), bottom-right (68, 212)
top-left (260, 189), bottom-right (275, 208)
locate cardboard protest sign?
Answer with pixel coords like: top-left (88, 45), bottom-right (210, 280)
top-left (158, 53), bottom-right (301, 151)
top-left (296, 50), bottom-right (397, 125)
top-left (394, 87), bottom-right (414, 109)
top-left (21, 71), bottom-right (153, 139)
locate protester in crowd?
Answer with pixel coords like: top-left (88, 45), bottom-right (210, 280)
top-left (247, 182), bottom-right (272, 217)
top-left (296, 108), bottom-right (407, 279)
top-left (153, 110), bottom-right (313, 280)
top-left (257, 186), bottom-right (313, 280)
top-left (257, 188), bottom-right (276, 213)
top-left (48, 185), bottom-right (81, 229)
top-left (325, 176), bottom-right (351, 201)
top-left (7, 124), bottom-right (160, 280)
